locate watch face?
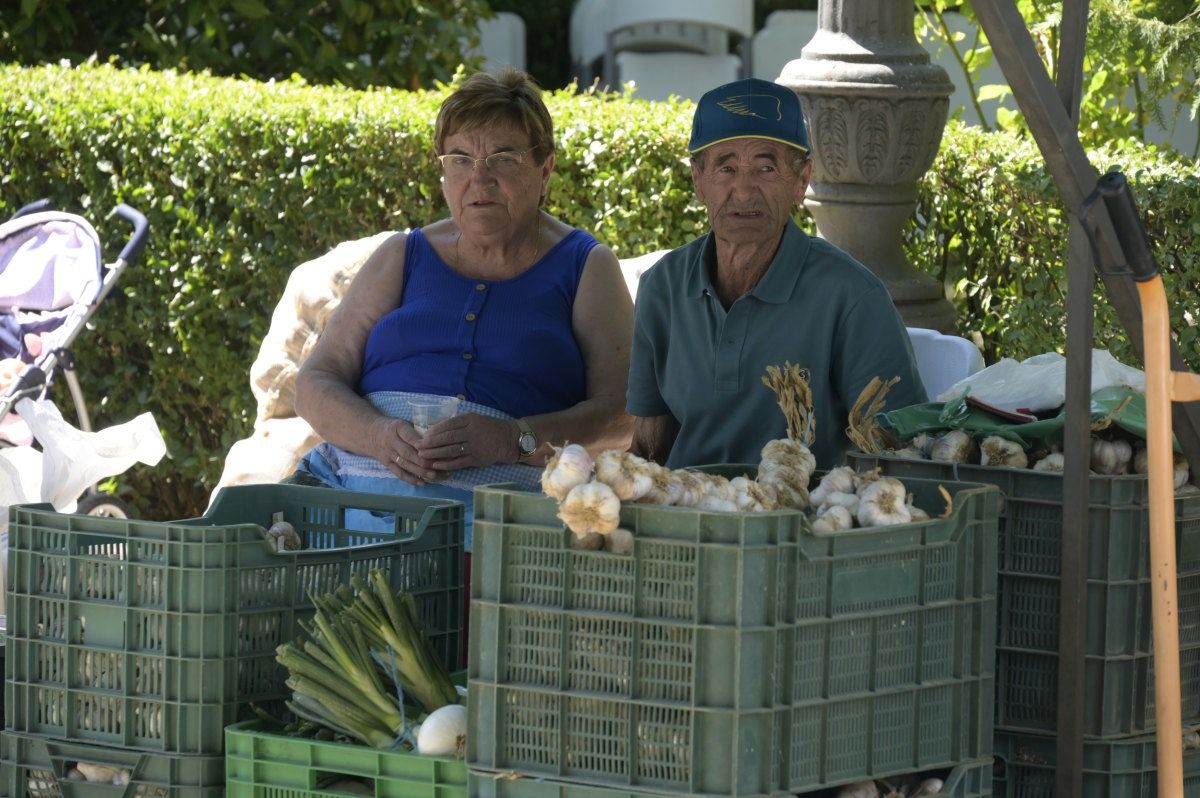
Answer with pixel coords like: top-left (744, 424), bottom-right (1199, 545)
top-left (519, 432), bottom-right (537, 454)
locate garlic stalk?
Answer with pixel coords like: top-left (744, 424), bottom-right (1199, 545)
top-left (541, 443), bottom-right (595, 500)
top-left (557, 481), bottom-right (621, 536)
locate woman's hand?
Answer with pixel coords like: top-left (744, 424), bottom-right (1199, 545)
top-left (415, 412), bottom-right (516, 470)
top-left (370, 417), bottom-right (442, 485)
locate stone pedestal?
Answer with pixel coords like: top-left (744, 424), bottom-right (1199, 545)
top-left (779, 0), bottom-right (956, 331)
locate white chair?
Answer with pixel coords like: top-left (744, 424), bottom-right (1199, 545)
top-left (571, 0), bottom-right (753, 86)
top-left (614, 51), bottom-right (742, 102)
top-left (906, 327), bottom-right (985, 400)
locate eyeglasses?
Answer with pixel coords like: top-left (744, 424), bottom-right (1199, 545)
top-left (437, 148), bottom-right (535, 177)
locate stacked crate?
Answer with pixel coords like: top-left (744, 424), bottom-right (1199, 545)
top-left (848, 453), bottom-right (1200, 797)
top-left (466, 474), bottom-right (998, 797)
top-left (2, 484), bottom-right (464, 798)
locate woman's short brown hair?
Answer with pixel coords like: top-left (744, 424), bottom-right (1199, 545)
top-left (434, 69), bottom-right (554, 160)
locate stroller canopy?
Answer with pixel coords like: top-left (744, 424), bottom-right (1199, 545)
top-left (0, 211), bottom-right (103, 361)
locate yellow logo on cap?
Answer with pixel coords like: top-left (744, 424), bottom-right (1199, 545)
top-left (716, 94), bottom-right (782, 121)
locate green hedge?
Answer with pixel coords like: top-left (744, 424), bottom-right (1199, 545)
top-left (1, 63), bottom-right (1197, 518)
top-left (907, 122), bottom-right (1200, 368)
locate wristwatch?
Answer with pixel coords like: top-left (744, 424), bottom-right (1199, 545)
top-left (515, 418), bottom-right (538, 462)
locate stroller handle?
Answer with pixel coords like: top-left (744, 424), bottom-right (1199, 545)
top-left (114, 203), bottom-right (149, 266)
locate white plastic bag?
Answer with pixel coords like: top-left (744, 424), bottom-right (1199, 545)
top-left (0, 399), bottom-right (167, 623)
top-left (18, 398), bottom-right (167, 511)
top-left (937, 349), bottom-right (1146, 412)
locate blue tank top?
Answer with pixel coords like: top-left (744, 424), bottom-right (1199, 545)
top-left (358, 226), bottom-right (596, 418)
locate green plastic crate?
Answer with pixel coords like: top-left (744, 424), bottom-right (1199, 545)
top-left (1, 730), bottom-right (224, 798)
top-left (224, 720), bottom-right (467, 798)
top-left (4, 484), bottom-right (464, 756)
top-left (468, 476), bottom-right (998, 797)
top-left (993, 729), bottom-right (1200, 797)
top-left (847, 452), bottom-right (1200, 738)
top-left (468, 759), bottom-right (994, 798)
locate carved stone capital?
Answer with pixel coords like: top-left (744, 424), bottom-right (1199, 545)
top-left (801, 94), bottom-right (949, 185)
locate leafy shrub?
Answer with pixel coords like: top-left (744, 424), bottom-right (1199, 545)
top-left (1, 63), bottom-right (1196, 518)
top-left (908, 122), bottom-right (1200, 368)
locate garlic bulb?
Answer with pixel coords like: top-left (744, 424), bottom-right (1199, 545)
top-left (416, 703), bottom-right (467, 758)
top-left (980, 436), bottom-right (1028, 469)
top-left (906, 493), bottom-right (930, 521)
top-left (834, 780), bottom-right (880, 798)
top-left (812, 504), bottom-right (854, 534)
top-left (929, 430), bottom-right (975, 463)
top-left (724, 475), bottom-right (772, 513)
top-left (570, 531), bottom-right (604, 550)
top-left (541, 443), bottom-right (595, 500)
top-left (594, 450), bottom-right (655, 501)
top-left (1177, 454), bottom-right (1192, 489)
top-left (674, 470), bottom-right (709, 507)
top-left (760, 438), bottom-right (817, 487)
top-left (910, 778), bottom-right (945, 797)
top-left (809, 466), bottom-right (855, 507)
top-left (557, 481), bottom-right (621, 536)
top-left (638, 465), bottom-right (685, 506)
top-left (818, 491), bottom-right (859, 515)
top-left (856, 477), bottom-right (912, 527)
top-left (891, 446), bottom-right (927, 460)
top-left (1032, 452), bottom-right (1065, 472)
top-left (763, 479), bottom-right (809, 510)
top-left (1134, 446), bottom-right (1192, 489)
top-left (1089, 436), bottom-right (1133, 475)
top-left (75, 764), bottom-right (130, 785)
top-left (604, 528), bottom-right (635, 555)
top-left (694, 494), bottom-right (738, 512)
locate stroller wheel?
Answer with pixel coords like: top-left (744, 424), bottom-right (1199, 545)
top-left (76, 492), bottom-right (134, 519)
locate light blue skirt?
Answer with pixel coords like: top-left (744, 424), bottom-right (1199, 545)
top-left (297, 392), bottom-right (541, 552)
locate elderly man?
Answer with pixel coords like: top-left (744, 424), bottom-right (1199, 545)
top-left (628, 78), bottom-right (926, 468)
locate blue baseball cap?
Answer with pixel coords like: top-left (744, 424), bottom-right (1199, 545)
top-left (688, 78), bottom-right (809, 155)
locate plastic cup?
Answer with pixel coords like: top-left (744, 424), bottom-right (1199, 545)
top-left (409, 397), bottom-right (460, 435)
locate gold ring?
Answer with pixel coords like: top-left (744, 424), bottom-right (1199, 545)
top-left (393, 455), bottom-right (401, 466)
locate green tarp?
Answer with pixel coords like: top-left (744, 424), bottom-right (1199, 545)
top-left (883, 385), bottom-right (1179, 451)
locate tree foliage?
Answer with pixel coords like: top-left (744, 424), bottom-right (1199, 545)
top-left (919, 0), bottom-right (1200, 158)
top-left (0, 0), bottom-right (491, 89)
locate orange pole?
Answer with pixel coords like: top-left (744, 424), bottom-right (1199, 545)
top-left (1138, 276), bottom-right (1184, 798)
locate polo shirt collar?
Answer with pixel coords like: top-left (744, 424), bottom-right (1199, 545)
top-left (685, 220), bottom-right (811, 304)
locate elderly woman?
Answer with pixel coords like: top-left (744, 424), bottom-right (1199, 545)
top-left (295, 69), bottom-right (633, 545)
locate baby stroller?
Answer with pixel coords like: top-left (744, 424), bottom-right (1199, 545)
top-left (0, 199), bottom-right (149, 517)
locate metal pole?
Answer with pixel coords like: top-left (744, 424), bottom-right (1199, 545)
top-left (1055, 4), bottom-right (1090, 794)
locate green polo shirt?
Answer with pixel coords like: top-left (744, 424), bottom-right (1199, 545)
top-left (627, 219), bottom-right (927, 469)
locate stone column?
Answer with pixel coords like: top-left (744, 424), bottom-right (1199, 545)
top-left (779, 1), bottom-right (955, 331)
